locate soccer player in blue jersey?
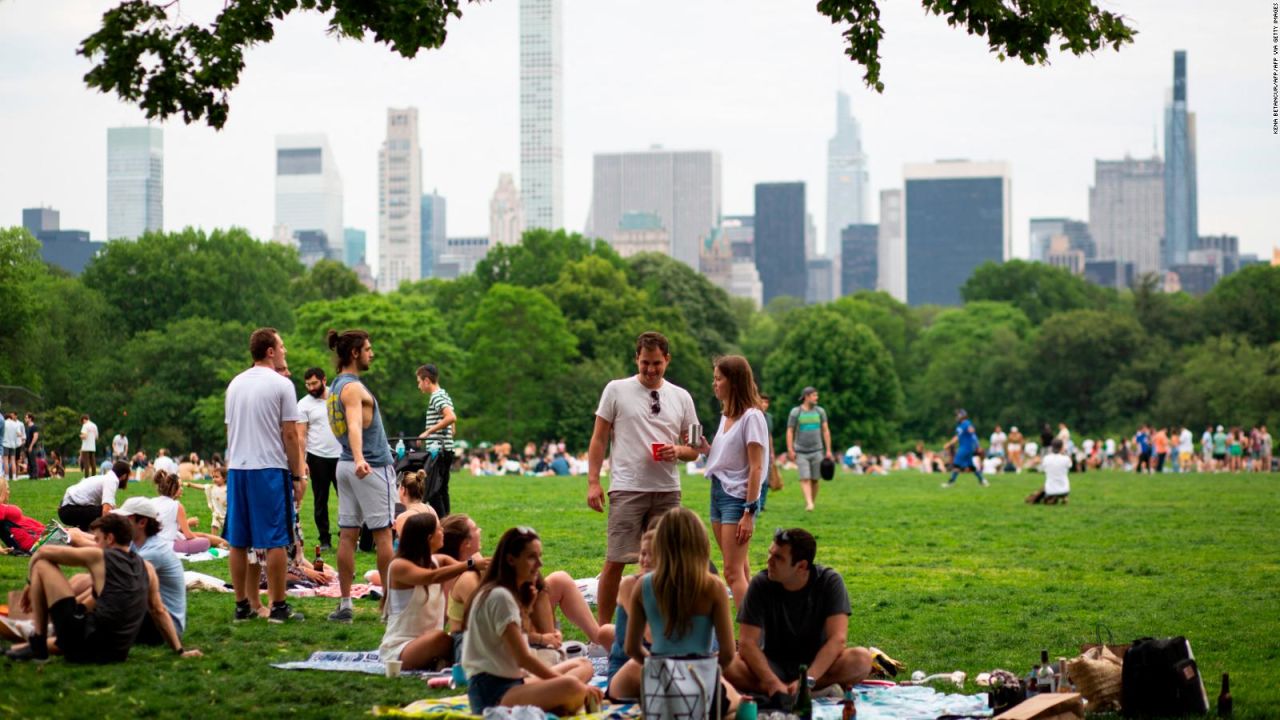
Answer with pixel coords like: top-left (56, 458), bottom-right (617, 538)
top-left (942, 409), bottom-right (988, 488)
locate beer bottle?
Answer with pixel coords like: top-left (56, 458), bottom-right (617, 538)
top-left (841, 687), bottom-right (857, 720)
top-left (794, 665), bottom-right (813, 720)
top-left (1217, 673), bottom-right (1232, 718)
top-left (313, 545), bottom-right (324, 572)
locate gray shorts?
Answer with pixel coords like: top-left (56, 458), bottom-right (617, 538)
top-left (796, 450), bottom-right (824, 480)
top-left (336, 461), bottom-right (396, 530)
top-left (606, 490), bottom-right (682, 563)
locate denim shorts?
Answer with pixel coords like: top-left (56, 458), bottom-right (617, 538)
top-left (709, 475), bottom-right (747, 524)
top-left (468, 672), bottom-right (524, 713)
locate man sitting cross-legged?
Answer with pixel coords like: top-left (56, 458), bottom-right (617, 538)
top-left (6, 512), bottom-right (201, 663)
top-left (725, 527), bottom-right (900, 702)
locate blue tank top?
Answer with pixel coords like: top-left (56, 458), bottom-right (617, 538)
top-left (327, 373), bottom-right (395, 466)
top-left (640, 573), bottom-right (714, 656)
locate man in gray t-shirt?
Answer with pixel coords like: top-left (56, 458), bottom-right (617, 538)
top-left (786, 387), bottom-right (832, 512)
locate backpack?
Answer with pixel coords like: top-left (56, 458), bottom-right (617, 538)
top-left (1120, 637), bottom-right (1208, 717)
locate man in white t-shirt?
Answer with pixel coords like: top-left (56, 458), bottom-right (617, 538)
top-left (297, 367), bottom-right (343, 551)
top-left (224, 327), bottom-right (305, 624)
top-left (1177, 426), bottom-right (1194, 473)
top-left (3, 412), bottom-right (25, 481)
top-left (586, 331), bottom-right (698, 624)
top-left (58, 460), bottom-right (132, 530)
top-left (1027, 439), bottom-right (1071, 505)
top-left (112, 433), bottom-right (129, 462)
top-left (79, 414), bottom-right (99, 476)
top-left (153, 449), bottom-right (180, 476)
top-left (989, 425), bottom-right (1007, 459)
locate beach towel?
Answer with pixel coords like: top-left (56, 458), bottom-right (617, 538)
top-left (376, 694), bottom-right (641, 720)
top-left (272, 650), bottom-right (444, 677)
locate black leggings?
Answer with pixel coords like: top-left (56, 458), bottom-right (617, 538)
top-left (58, 504), bottom-right (102, 532)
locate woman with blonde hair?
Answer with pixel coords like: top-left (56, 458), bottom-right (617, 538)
top-left (625, 507), bottom-right (739, 713)
top-left (700, 355), bottom-right (768, 608)
top-left (152, 470), bottom-right (226, 553)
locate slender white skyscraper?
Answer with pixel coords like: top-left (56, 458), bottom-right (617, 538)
top-left (490, 173), bottom-right (526, 246)
top-left (826, 91), bottom-right (869, 255)
top-left (107, 127), bottom-right (163, 240)
top-left (520, 0), bottom-right (563, 230)
top-left (378, 108), bottom-right (423, 292)
top-left (274, 133), bottom-right (343, 266)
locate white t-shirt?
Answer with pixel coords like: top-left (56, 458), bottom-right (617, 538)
top-left (154, 455), bottom-right (179, 476)
top-left (2, 418), bottom-right (24, 449)
top-left (80, 420), bottom-right (99, 452)
top-left (1105, 438), bottom-right (1117, 455)
top-left (1042, 453), bottom-right (1071, 496)
top-left (595, 376), bottom-right (698, 493)
top-left (989, 431), bottom-right (1007, 454)
top-left (461, 586), bottom-right (524, 679)
top-left (61, 473), bottom-right (120, 508)
top-left (1178, 429), bottom-right (1194, 454)
top-left (1025, 441), bottom-right (1039, 457)
top-left (224, 366), bottom-right (299, 470)
top-left (982, 456), bottom-right (1003, 475)
top-left (703, 408), bottom-right (770, 500)
top-left (112, 434), bottom-right (128, 456)
top-left (297, 393), bottom-right (342, 459)
top-left (152, 495), bottom-right (181, 544)
top-left (1082, 439), bottom-right (1095, 456)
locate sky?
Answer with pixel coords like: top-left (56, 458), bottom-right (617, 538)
top-left (1, 0), bottom-right (1277, 274)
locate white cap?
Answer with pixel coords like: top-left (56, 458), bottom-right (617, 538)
top-left (111, 496), bottom-right (159, 520)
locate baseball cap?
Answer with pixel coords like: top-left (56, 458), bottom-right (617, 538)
top-left (800, 386), bottom-right (817, 400)
top-left (112, 496), bottom-right (159, 520)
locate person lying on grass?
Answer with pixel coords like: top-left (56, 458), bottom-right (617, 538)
top-left (380, 512), bottom-right (488, 671)
top-left (6, 512), bottom-right (201, 663)
top-left (460, 526), bottom-right (601, 715)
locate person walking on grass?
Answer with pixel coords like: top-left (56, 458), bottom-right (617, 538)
top-left (786, 387), bottom-right (833, 511)
top-left (942, 409), bottom-right (987, 488)
top-left (224, 327), bottom-right (306, 624)
top-left (416, 363), bottom-right (457, 517)
top-left (326, 328), bottom-right (397, 624)
top-left (586, 331), bottom-right (700, 626)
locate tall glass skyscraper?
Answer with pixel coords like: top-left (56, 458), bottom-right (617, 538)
top-left (520, 0), bottom-right (562, 230)
top-left (754, 182), bottom-right (807, 305)
top-left (378, 108), bottom-right (423, 291)
top-left (421, 191), bottom-right (446, 279)
top-left (107, 127), bottom-right (163, 240)
top-left (274, 133), bottom-right (343, 267)
top-left (1163, 50), bottom-right (1198, 270)
top-left (826, 92), bottom-right (869, 257)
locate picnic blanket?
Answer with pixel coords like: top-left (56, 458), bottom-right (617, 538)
top-left (374, 694), bottom-right (641, 720)
top-left (271, 650), bottom-right (445, 677)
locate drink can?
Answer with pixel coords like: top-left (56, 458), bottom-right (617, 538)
top-left (689, 423), bottom-right (703, 447)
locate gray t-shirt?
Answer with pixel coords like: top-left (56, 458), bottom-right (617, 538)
top-left (136, 535), bottom-right (187, 634)
top-left (787, 405), bottom-right (828, 454)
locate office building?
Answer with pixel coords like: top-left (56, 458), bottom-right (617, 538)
top-left (903, 161), bottom-right (1012, 306)
top-left (1164, 50), bottom-right (1198, 270)
top-left (1089, 156), bottom-right (1164, 278)
top-left (107, 126), bottom-right (163, 240)
top-left (1170, 263), bottom-right (1216, 295)
top-left (754, 182), bottom-right (807, 304)
top-left (586, 148), bottom-right (721, 269)
top-left (1189, 234), bottom-right (1239, 278)
top-left (275, 134), bottom-right (344, 266)
top-left (826, 91), bottom-right (869, 257)
top-left (716, 216), bottom-right (763, 308)
top-left (520, 0), bottom-right (562, 230)
top-left (1029, 218), bottom-right (1094, 263)
top-left (378, 108), bottom-right (423, 291)
top-left (490, 173), bottom-right (525, 247)
top-left (435, 236), bottom-right (490, 279)
top-left (1045, 235), bottom-right (1086, 275)
top-left (1084, 259), bottom-right (1135, 290)
top-left (612, 212), bottom-right (670, 258)
top-left (806, 257), bottom-right (836, 305)
top-left (344, 228), bottom-right (367, 268)
top-left (840, 223), bottom-right (878, 294)
top-left (22, 207), bottom-right (102, 275)
top-left (421, 191), bottom-right (446, 280)
top-left (877, 190), bottom-right (905, 302)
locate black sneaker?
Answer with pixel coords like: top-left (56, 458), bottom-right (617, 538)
top-left (234, 600), bottom-right (255, 622)
top-left (268, 602), bottom-right (304, 624)
top-left (327, 605), bottom-right (354, 624)
top-left (6, 635), bottom-right (48, 663)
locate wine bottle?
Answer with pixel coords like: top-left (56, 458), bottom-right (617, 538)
top-left (1217, 673), bottom-right (1232, 718)
top-left (794, 665), bottom-right (813, 720)
top-left (1037, 650), bottom-right (1055, 693)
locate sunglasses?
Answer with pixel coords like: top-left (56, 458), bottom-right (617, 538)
top-left (515, 525), bottom-right (539, 538)
top-left (650, 390), bottom-right (661, 415)
top-left (774, 528), bottom-right (791, 543)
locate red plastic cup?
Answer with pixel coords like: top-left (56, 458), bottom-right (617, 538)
top-left (652, 443), bottom-right (666, 461)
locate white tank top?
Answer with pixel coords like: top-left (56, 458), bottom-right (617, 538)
top-left (151, 495), bottom-right (181, 544)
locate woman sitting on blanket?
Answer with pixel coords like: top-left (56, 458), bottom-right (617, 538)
top-left (394, 469), bottom-right (436, 537)
top-left (152, 470), bottom-right (225, 553)
top-left (625, 507), bottom-right (740, 714)
top-left (380, 513), bottom-right (489, 671)
top-left (0, 479), bottom-right (45, 555)
top-left (461, 526), bottom-right (602, 715)
top-left (606, 524), bottom-right (657, 700)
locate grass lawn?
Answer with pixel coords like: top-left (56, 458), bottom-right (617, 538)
top-left (1, 467), bottom-right (1276, 718)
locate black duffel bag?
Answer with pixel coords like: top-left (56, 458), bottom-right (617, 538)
top-left (1121, 636), bottom-right (1209, 717)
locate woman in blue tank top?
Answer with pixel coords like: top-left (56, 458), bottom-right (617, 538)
top-left (624, 507), bottom-right (740, 713)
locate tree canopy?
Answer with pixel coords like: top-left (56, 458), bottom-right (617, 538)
top-left (81, 0), bottom-right (1134, 128)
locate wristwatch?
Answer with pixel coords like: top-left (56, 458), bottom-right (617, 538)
top-left (742, 500), bottom-right (759, 515)
top-left (466, 557), bottom-right (476, 571)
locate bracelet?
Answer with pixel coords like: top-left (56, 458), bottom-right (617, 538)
top-left (466, 557), bottom-right (475, 571)
top-left (175, 646), bottom-right (185, 655)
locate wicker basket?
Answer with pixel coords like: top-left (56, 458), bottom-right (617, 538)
top-left (1068, 645), bottom-right (1124, 712)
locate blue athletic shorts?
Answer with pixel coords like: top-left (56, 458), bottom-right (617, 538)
top-left (225, 468), bottom-right (293, 549)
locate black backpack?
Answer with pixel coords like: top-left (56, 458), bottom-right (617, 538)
top-left (1121, 636), bottom-right (1209, 717)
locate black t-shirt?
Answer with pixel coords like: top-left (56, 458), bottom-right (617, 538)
top-left (26, 423), bottom-right (41, 451)
top-left (737, 564), bottom-right (851, 671)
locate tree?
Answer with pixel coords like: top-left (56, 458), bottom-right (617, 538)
top-left (25, 273), bottom-right (119, 408)
top-left (1126, 273), bottom-right (1202, 348)
top-left (82, 0), bottom-right (1135, 129)
top-left (461, 284), bottom-right (578, 443)
top-left (1151, 336), bottom-right (1280, 431)
top-left (1201, 265), bottom-right (1280, 347)
top-left (0, 228), bottom-right (46, 392)
top-left (1031, 309), bottom-right (1146, 431)
top-left (625, 252), bottom-right (741, 360)
top-left (473, 229), bottom-right (623, 291)
top-left (830, 291), bottom-right (919, 380)
top-left (291, 258), bottom-right (368, 304)
top-left (961, 259), bottom-right (1114, 325)
top-left (81, 227), bottom-right (303, 336)
top-left (763, 307), bottom-right (902, 450)
top-left (541, 255), bottom-right (649, 361)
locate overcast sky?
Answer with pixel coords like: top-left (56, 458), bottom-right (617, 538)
top-left (2, 0), bottom-right (1276, 272)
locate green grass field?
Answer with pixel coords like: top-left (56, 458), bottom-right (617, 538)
top-left (1, 468), bottom-right (1276, 719)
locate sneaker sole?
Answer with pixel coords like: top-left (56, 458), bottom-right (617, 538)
top-left (327, 617), bottom-right (353, 624)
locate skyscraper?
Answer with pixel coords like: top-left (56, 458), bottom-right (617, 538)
top-left (877, 189), bottom-right (905, 302)
top-left (826, 91), bottom-right (869, 256)
top-left (107, 126), bottom-right (163, 240)
top-left (520, 0), bottom-right (563, 230)
top-left (1088, 156), bottom-right (1164, 278)
top-left (378, 108), bottom-right (423, 291)
top-left (344, 228), bottom-right (366, 268)
top-left (1029, 218), bottom-right (1094, 262)
top-left (903, 161), bottom-right (1011, 306)
top-left (586, 148), bottom-right (721, 269)
top-left (275, 134), bottom-right (343, 266)
top-left (754, 182), bottom-right (807, 305)
top-left (1164, 50), bottom-right (1198, 270)
top-left (840, 223), bottom-right (878, 295)
top-left (489, 173), bottom-right (526, 247)
top-left (421, 191), bottom-right (446, 280)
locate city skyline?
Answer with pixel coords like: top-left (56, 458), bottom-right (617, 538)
top-left (1, 1), bottom-right (1275, 275)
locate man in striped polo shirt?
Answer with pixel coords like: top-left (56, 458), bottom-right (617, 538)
top-left (416, 363), bottom-right (456, 516)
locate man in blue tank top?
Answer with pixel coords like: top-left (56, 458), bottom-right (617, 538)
top-left (325, 328), bottom-right (398, 624)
